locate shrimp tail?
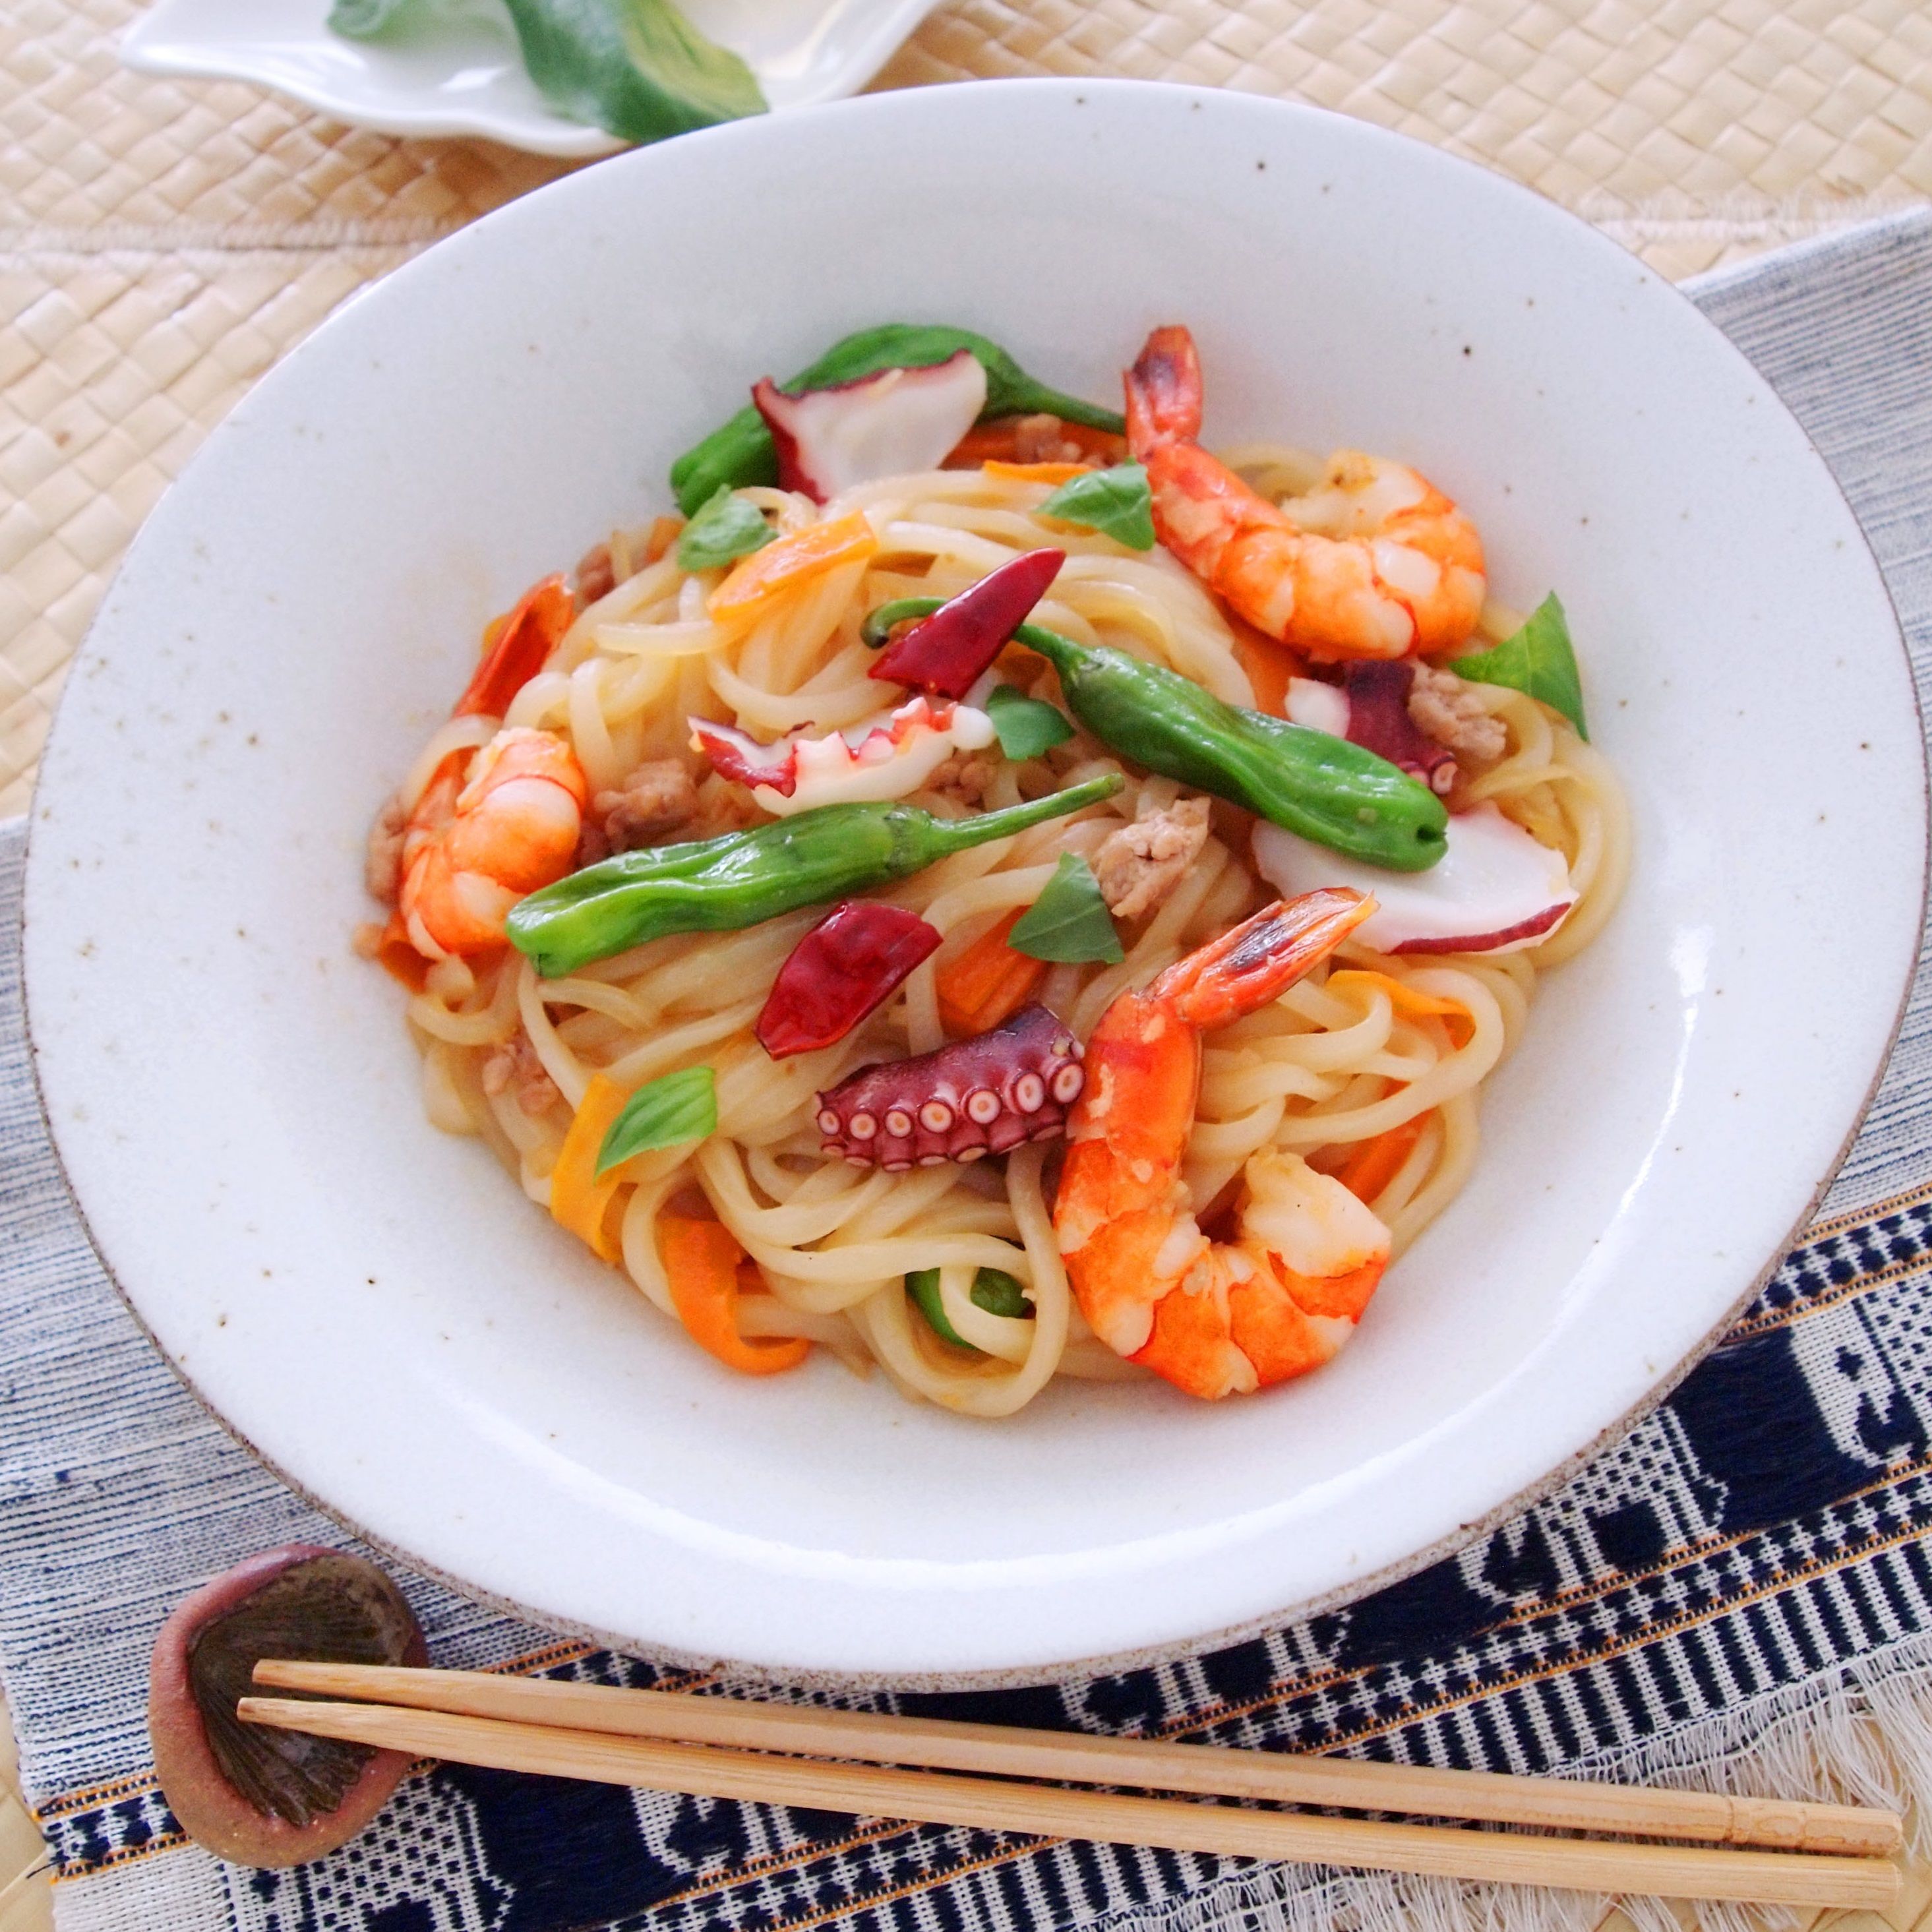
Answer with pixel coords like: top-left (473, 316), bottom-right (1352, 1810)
top-left (1055, 888), bottom-right (1394, 1399)
top-left (1151, 888), bottom-right (1375, 1030)
top-left (1124, 325), bottom-right (1203, 455)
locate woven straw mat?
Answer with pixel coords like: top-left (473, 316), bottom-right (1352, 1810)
top-left (5, 0), bottom-right (1932, 812)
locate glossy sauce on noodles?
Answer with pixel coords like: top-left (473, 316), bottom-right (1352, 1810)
top-left (386, 457), bottom-right (1628, 1415)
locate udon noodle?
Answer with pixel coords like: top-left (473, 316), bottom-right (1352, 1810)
top-left (378, 447), bottom-right (1627, 1416)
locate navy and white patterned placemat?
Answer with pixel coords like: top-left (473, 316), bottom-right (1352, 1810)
top-left (4, 206), bottom-right (1932, 1932)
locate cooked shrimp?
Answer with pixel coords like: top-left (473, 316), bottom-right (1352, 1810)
top-left (399, 726), bottom-right (587, 958)
top-left (1125, 326), bottom-right (1486, 661)
top-left (374, 574), bottom-right (581, 971)
top-left (1054, 890), bottom-right (1393, 1399)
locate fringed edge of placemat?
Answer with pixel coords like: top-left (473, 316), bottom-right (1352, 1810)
top-left (1095, 1637), bottom-right (1932, 1932)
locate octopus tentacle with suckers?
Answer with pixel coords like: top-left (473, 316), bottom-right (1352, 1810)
top-left (816, 1004), bottom-right (1086, 1170)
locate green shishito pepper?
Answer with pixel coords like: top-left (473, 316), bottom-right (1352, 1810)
top-left (907, 1267), bottom-right (1029, 1350)
top-left (506, 775), bottom-right (1123, 978)
top-left (865, 600), bottom-right (1447, 870)
top-left (1019, 624), bottom-right (1447, 872)
top-left (669, 324), bottom-right (1126, 516)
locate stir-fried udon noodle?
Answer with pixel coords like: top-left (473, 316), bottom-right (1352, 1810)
top-left (362, 323), bottom-right (1628, 1415)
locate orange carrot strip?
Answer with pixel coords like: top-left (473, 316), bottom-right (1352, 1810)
top-left (374, 907), bottom-right (432, 992)
top-left (944, 419), bottom-right (1127, 469)
top-left (659, 1216), bottom-right (810, 1375)
top-left (457, 574), bottom-right (574, 719)
top-left (1337, 1111), bottom-right (1433, 1205)
top-left (982, 460), bottom-right (1091, 485)
top-left (708, 512), bottom-right (878, 627)
top-left (935, 909), bottom-right (1047, 1037)
top-left (550, 1073), bottom-right (630, 1263)
top-left (1228, 617), bottom-right (1308, 719)
top-left (1328, 969), bottom-right (1474, 1047)
top-left (642, 515), bottom-right (683, 565)
top-left (1063, 422), bottom-right (1130, 466)
top-left (944, 422), bottom-right (1031, 468)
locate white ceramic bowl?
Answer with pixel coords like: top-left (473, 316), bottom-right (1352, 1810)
top-left (25, 81), bottom-right (1924, 1684)
top-left (121, 0), bottom-right (942, 157)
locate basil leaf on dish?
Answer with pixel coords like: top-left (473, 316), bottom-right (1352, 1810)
top-left (1451, 592), bottom-right (1588, 740)
top-left (907, 1267), bottom-right (1030, 1349)
top-left (596, 1065), bottom-right (717, 1175)
top-left (985, 684), bottom-right (1074, 760)
top-left (501, 0), bottom-right (766, 146)
top-left (1038, 463), bottom-right (1156, 551)
top-left (330, 0), bottom-right (764, 142)
top-left (1008, 853), bottom-right (1124, 965)
top-left (327, 0), bottom-right (429, 34)
top-left (676, 487), bottom-right (775, 572)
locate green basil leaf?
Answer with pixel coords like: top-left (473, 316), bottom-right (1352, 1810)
top-left (907, 1267), bottom-right (1031, 1349)
top-left (676, 486), bottom-right (774, 572)
top-left (1008, 853), bottom-right (1124, 965)
top-left (501, 0), bottom-right (766, 146)
top-left (328, 0), bottom-right (427, 35)
top-left (985, 684), bottom-right (1074, 760)
top-left (595, 1065), bottom-right (717, 1175)
top-left (669, 325), bottom-right (1122, 515)
top-left (1038, 463), bottom-right (1155, 551)
top-left (1450, 592), bottom-right (1588, 740)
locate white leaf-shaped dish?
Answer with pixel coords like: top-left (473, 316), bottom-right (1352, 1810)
top-left (121, 0), bottom-right (940, 158)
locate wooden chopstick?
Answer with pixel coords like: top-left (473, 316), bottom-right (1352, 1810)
top-left (237, 1694), bottom-right (1900, 1908)
top-left (253, 1660), bottom-right (1900, 1857)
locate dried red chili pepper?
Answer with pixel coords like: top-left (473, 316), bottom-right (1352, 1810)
top-left (456, 575), bottom-right (574, 719)
top-left (755, 901), bottom-right (943, 1060)
top-left (868, 548), bottom-right (1064, 700)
